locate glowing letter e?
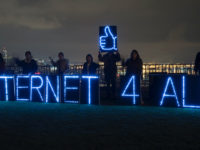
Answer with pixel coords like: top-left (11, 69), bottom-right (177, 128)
top-left (82, 76), bottom-right (98, 104)
top-left (0, 76), bottom-right (14, 101)
top-left (160, 77), bottom-right (180, 107)
top-left (121, 76), bottom-right (139, 104)
top-left (64, 76), bottom-right (79, 103)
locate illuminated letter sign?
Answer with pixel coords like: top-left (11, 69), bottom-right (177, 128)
top-left (121, 76), bottom-right (140, 104)
top-left (160, 77), bottom-right (180, 107)
top-left (63, 76), bottom-right (79, 103)
top-left (45, 76), bottom-right (60, 103)
top-left (16, 75), bottom-right (30, 101)
top-left (182, 76), bottom-right (200, 108)
top-left (0, 76), bottom-right (14, 101)
top-left (81, 76), bottom-right (99, 104)
top-left (30, 75), bottom-right (44, 102)
top-left (99, 26), bottom-right (117, 52)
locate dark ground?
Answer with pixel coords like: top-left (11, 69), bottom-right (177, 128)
top-left (0, 102), bottom-right (200, 150)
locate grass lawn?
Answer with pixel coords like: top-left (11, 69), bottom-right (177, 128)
top-left (0, 101), bottom-right (200, 150)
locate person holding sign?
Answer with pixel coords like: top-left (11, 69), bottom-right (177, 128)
top-left (99, 25), bottom-right (120, 99)
top-left (98, 51), bottom-right (121, 99)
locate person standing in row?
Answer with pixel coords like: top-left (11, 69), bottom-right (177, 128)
top-left (0, 53), bottom-right (5, 74)
top-left (98, 51), bottom-right (121, 99)
top-left (49, 52), bottom-right (69, 74)
top-left (125, 50), bottom-right (143, 78)
top-left (194, 52), bottom-right (200, 75)
top-left (15, 51), bottom-right (38, 74)
top-left (82, 54), bottom-right (99, 75)
top-left (124, 49), bottom-right (143, 104)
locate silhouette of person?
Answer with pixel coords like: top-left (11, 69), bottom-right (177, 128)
top-left (98, 51), bottom-right (121, 98)
top-left (0, 53), bottom-right (5, 74)
top-left (124, 49), bottom-right (143, 104)
top-left (50, 52), bottom-right (69, 74)
top-left (15, 51), bottom-right (38, 74)
top-left (125, 50), bottom-right (143, 78)
top-left (82, 54), bottom-right (99, 75)
top-left (194, 52), bottom-right (200, 75)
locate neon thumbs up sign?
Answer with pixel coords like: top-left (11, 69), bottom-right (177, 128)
top-left (99, 26), bottom-right (117, 52)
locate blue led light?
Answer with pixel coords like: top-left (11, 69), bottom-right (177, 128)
top-left (0, 76), bottom-right (14, 101)
top-left (45, 76), bottom-right (60, 103)
top-left (99, 26), bottom-right (117, 51)
top-left (30, 75), bottom-right (44, 102)
top-left (160, 77), bottom-right (180, 107)
top-left (16, 75), bottom-right (30, 101)
top-left (121, 76), bottom-right (139, 104)
top-left (82, 76), bottom-right (98, 104)
top-left (64, 75), bottom-right (79, 103)
top-left (182, 76), bottom-right (200, 108)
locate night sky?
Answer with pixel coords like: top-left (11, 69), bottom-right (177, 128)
top-left (0, 0), bottom-right (200, 64)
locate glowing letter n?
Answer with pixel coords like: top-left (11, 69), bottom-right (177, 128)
top-left (45, 76), bottom-right (60, 103)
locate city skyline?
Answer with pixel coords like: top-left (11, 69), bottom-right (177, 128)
top-left (0, 0), bottom-right (200, 63)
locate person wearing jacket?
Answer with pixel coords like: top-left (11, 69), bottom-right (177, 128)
top-left (0, 53), bottom-right (5, 74)
top-left (125, 50), bottom-right (143, 78)
top-left (50, 52), bottom-right (69, 74)
top-left (82, 54), bottom-right (99, 75)
top-left (194, 52), bottom-right (200, 75)
top-left (15, 51), bottom-right (38, 74)
top-left (124, 49), bottom-right (144, 104)
top-left (98, 51), bottom-right (121, 98)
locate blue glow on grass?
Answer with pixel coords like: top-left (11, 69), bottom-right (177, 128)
top-left (121, 76), bottom-right (139, 104)
top-left (30, 75), bottom-right (44, 102)
top-left (82, 76), bottom-right (98, 104)
top-left (99, 26), bottom-right (117, 51)
top-left (160, 77), bottom-right (180, 107)
top-left (16, 75), bottom-right (30, 101)
top-left (64, 75), bottom-right (79, 103)
top-left (0, 76), bottom-right (14, 101)
top-left (45, 76), bottom-right (59, 103)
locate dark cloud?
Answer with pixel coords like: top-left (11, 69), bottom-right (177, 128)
top-left (0, 0), bottom-right (200, 63)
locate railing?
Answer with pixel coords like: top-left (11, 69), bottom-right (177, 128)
top-left (5, 64), bottom-right (195, 86)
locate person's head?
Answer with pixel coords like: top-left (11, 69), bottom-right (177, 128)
top-left (195, 52), bottom-right (200, 64)
top-left (25, 51), bottom-right (32, 60)
top-left (86, 54), bottom-right (93, 63)
top-left (58, 52), bottom-right (64, 60)
top-left (130, 49), bottom-right (140, 60)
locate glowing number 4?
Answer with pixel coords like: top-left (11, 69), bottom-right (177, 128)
top-left (121, 76), bottom-right (139, 104)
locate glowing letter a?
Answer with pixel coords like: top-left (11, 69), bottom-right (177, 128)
top-left (160, 77), bottom-right (180, 107)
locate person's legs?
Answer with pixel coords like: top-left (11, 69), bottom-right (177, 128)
top-left (105, 73), bottom-right (111, 98)
top-left (110, 73), bottom-right (116, 99)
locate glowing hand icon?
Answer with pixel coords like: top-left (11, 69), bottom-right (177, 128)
top-left (99, 26), bottom-right (117, 51)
